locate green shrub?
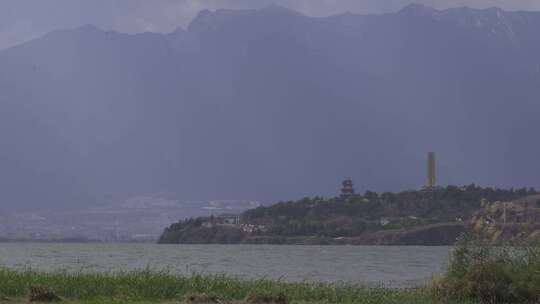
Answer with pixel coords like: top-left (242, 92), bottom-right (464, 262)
top-left (432, 235), bottom-right (540, 303)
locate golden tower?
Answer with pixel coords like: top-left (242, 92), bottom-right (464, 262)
top-left (427, 152), bottom-right (436, 188)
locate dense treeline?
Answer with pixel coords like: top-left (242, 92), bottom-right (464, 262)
top-left (159, 185), bottom-right (536, 244)
top-left (246, 185), bottom-right (533, 220)
top-left (242, 185), bottom-right (534, 236)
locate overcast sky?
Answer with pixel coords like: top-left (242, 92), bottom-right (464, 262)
top-left (1, 0), bottom-right (539, 50)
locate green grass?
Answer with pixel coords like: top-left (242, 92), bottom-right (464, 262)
top-left (0, 268), bottom-right (458, 304)
top-left (12, 237), bottom-right (539, 304)
top-left (6, 239), bottom-right (537, 303)
top-left (3, 242), bottom-right (539, 303)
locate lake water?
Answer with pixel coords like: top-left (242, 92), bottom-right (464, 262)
top-left (0, 243), bottom-right (451, 288)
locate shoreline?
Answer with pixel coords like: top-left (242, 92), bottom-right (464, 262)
top-left (0, 239), bottom-right (458, 246)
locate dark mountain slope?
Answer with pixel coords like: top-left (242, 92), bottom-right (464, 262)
top-left (1, 5), bottom-right (540, 210)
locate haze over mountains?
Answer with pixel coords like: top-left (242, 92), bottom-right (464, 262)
top-left (1, 4), bottom-right (540, 211)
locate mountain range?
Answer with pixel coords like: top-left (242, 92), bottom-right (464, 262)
top-left (1, 4), bottom-right (540, 210)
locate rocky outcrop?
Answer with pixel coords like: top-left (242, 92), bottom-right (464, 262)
top-left (471, 196), bottom-right (540, 244)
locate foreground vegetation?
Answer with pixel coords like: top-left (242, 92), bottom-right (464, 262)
top-left (431, 236), bottom-right (540, 303)
top-left (2, 239), bottom-right (540, 303)
top-left (0, 268), bottom-right (441, 304)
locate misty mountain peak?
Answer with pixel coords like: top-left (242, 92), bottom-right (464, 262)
top-left (196, 9), bottom-right (213, 19)
top-left (434, 5), bottom-right (522, 47)
top-left (257, 4), bottom-right (299, 16)
top-left (188, 5), bottom-right (302, 34)
top-left (399, 3), bottom-right (438, 16)
top-left (441, 6), bottom-right (508, 21)
top-left (188, 9), bottom-right (229, 32)
top-left (484, 7), bottom-right (504, 15)
top-left (1, 4), bottom-right (540, 211)
top-left (78, 24), bottom-right (102, 32)
top-left (68, 24), bottom-right (113, 38)
top-left (45, 24), bottom-right (104, 38)
top-left (168, 26), bottom-right (186, 39)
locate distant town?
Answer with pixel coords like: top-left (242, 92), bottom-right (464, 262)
top-left (0, 198), bottom-right (260, 242)
top-left (4, 152), bottom-right (539, 245)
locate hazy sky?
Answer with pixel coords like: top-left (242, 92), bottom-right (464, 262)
top-left (1, 0), bottom-right (540, 50)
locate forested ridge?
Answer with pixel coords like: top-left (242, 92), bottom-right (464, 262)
top-left (160, 185), bottom-right (536, 245)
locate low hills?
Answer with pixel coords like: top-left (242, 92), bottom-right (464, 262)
top-left (159, 185), bottom-right (537, 245)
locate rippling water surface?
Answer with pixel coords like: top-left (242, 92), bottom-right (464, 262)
top-left (0, 243), bottom-right (450, 287)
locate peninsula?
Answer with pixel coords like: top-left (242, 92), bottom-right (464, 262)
top-left (159, 184), bottom-right (537, 245)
